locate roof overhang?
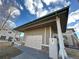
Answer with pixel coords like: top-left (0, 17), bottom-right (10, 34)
top-left (14, 6), bottom-right (69, 33)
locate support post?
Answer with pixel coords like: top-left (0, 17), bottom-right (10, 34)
top-left (44, 27), bottom-right (46, 44)
top-left (56, 16), bottom-right (68, 59)
top-left (49, 26), bottom-right (52, 38)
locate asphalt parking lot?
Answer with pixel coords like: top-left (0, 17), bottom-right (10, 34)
top-left (12, 46), bottom-right (50, 59)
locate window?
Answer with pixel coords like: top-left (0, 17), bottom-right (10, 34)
top-left (0, 36), bottom-right (6, 40)
top-left (8, 32), bottom-right (12, 34)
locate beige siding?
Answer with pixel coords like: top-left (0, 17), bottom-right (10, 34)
top-left (25, 28), bottom-right (44, 44)
top-left (24, 28), bottom-right (44, 50)
top-left (24, 26), bottom-right (52, 50)
top-left (25, 35), bottom-right (42, 49)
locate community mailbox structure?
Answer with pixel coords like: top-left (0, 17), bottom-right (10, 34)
top-left (14, 6), bottom-right (69, 59)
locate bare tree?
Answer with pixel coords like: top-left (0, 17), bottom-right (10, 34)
top-left (0, 0), bottom-right (22, 29)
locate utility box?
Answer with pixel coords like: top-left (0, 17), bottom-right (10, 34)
top-left (49, 38), bottom-right (58, 59)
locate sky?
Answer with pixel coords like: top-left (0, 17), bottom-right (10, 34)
top-left (0, 0), bottom-right (21, 29)
top-left (14, 0), bottom-right (79, 27)
top-left (0, 0), bottom-right (79, 38)
top-left (14, 0), bottom-right (79, 38)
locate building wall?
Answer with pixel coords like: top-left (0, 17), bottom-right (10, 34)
top-left (24, 26), bottom-right (51, 45)
top-left (65, 30), bottom-right (74, 46)
top-left (24, 26), bottom-right (51, 50)
top-left (65, 30), bottom-right (78, 47)
top-left (0, 29), bottom-right (15, 40)
top-left (25, 27), bottom-right (44, 44)
top-left (52, 29), bottom-right (78, 47)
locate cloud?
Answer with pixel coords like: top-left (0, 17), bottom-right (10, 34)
top-left (67, 10), bottom-right (79, 37)
top-left (20, 5), bottom-right (23, 10)
top-left (0, 0), bottom-right (21, 29)
top-left (75, 32), bottom-right (79, 38)
top-left (42, 0), bottom-right (70, 6)
top-left (4, 20), bottom-right (16, 29)
top-left (74, 23), bottom-right (79, 38)
top-left (74, 23), bottom-right (79, 32)
top-left (68, 9), bottom-right (79, 24)
top-left (0, 19), bottom-right (16, 29)
top-left (36, 9), bottom-right (48, 17)
top-left (33, 0), bottom-right (43, 9)
top-left (67, 9), bottom-right (79, 34)
top-left (8, 20), bottom-right (16, 28)
top-left (42, 0), bottom-right (54, 5)
top-left (10, 8), bottom-right (20, 18)
top-left (24, 0), bottom-right (36, 14)
top-left (51, 6), bottom-right (62, 12)
top-left (67, 24), bottom-right (79, 39)
top-left (0, 0), bottom-right (2, 5)
top-left (24, 0), bottom-right (70, 17)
